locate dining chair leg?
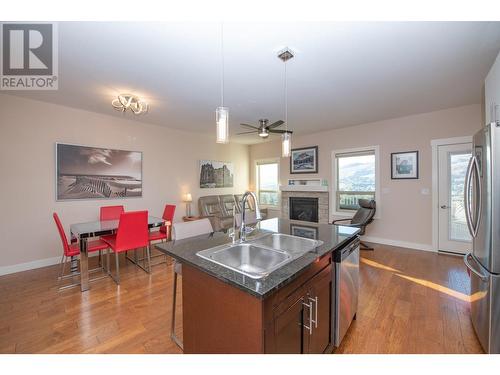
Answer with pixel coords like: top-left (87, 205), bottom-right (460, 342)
top-left (58, 255), bottom-right (65, 281)
top-left (106, 249), bottom-right (110, 275)
top-left (170, 270), bottom-right (183, 349)
top-left (98, 250), bottom-right (102, 267)
top-left (111, 252), bottom-right (120, 285)
top-left (146, 246), bottom-right (152, 274)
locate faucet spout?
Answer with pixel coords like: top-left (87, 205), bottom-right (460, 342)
top-left (240, 191), bottom-right (262, 242)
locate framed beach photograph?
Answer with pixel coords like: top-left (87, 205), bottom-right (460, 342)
top-left (199, 160), bottom-right (234, 188)
top-left (56, 143), bottom-right (142, 200)
top-left (391, 151), bottom-right (419, 179)
top-left (290, 146), bottom-right (318, 174)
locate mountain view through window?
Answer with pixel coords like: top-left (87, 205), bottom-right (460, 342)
top-left (257, 162), bottom-right (279, 206)
top-left (337, 153), bottom-right (375, 210)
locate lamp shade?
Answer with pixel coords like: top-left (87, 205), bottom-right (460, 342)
top-left (281, 132), bottom-right (291, 158)
top-left (183, 193), bottom-right (193, 202)
top-left (216, 107), bottom-right (229, 144)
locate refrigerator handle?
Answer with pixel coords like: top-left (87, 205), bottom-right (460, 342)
top-left (472, 155), bottom-right (482, 237)
top-left (464, 252), bottom-right (488, 281)
top-left (464, 156), bottom-right (475, 237)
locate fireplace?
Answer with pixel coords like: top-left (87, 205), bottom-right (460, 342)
top-left (289, 197), bottom-right (319, 223)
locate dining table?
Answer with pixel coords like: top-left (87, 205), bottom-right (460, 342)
top-left (70, 215), bottom-right (165, 292)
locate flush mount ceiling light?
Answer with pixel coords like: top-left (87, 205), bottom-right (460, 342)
top-left (258, 126), bottom-right (269, 138)
top-left (112, 94), bottom-right (149, 115)
top-left (215, 23), bottom-right (229, 144)
top-left (278, 47), bottom-right (294, 157)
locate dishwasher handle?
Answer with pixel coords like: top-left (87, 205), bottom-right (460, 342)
top-left (340, 239), bottom-right (360, 260)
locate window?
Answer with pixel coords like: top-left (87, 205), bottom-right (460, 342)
top-left (256, 160), bottom-right (279, 207)
top-left (333, 147), bottom-right (378, 213)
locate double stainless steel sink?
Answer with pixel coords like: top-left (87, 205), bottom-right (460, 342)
top-left (196, 233), bottom-right (323, 279)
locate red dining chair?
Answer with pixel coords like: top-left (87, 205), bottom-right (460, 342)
top-left (146, 204), bottom-right (176, 266)
top-left (98, 205), bottom-right (124, 264)
top-left (53, 213), bottom-right (110, 290)
top-left (102, 210), bottom-right (150, 285)
top-left (149, 204), bottom-right (176, 242)
top-left (100, 205), bottom-right (124, 221)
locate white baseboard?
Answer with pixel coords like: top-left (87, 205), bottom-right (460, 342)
top-left (0, 252), bottom-right (101, 277)
top-left (0, 235), bottom-right (434, 277)
top-left (362, 236), bottom-right (434, 252)
top-left (0, 256), bottom-right (62, 276)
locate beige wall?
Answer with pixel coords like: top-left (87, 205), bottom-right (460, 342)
top-left (0, 94), bottom-right (249, 271)
top-left (250, 104), bottom-right (482, 249)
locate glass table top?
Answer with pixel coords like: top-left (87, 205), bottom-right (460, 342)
top-left (70, 215), bottom-right (164, 238)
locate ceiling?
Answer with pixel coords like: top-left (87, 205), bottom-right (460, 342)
top-left (8, 21), bottom-right (500, 144)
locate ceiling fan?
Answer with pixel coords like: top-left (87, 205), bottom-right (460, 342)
top-left (237, 119), bottom-right (293, 139)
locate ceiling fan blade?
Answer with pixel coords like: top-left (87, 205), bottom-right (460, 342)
top-left (267, 120), bottom-right (284, 129)
top-left (240, 123), bottom-right (259, 130)
top-left (269, 129), bottom-right (293, 134)
top-left (236, 131), bottom-right (257, 135)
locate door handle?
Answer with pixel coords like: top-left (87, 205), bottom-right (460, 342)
top-left (302, 299), bottom-right (313, 335)
top-left (440, 205), bottom-right (449, 209)
top-left (308, 296), bottom-right (318, 329)
top-left (464, 253), bottom-right (488, 282)
top-left (473, 157), bottom-right (482, 237)
top-left (464, 156), bottom-right (477, 237)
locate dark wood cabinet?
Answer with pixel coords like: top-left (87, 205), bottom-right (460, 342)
top-left (273, 296), bottom-right (305, 353)
top-left (304, 266), bottom-right (332, 353)
top-left (182, 252), bottom-right (333, 354)
top-left (266, 263), bottom-right (333, 354)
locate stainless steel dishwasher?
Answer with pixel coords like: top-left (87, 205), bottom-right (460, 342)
top-left (332, 237), bottom-right (360, 347)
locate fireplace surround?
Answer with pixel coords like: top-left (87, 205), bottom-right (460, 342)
top-left (281, 191), bottom-right (329, 224)
top-left (289, 197), bottom-right (319, 223)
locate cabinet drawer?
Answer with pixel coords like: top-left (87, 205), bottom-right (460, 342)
top-left (265, 253), bottom-right (332, 309)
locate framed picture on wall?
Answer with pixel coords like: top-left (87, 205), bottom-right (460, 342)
top-left (391, 151), bottom-right (419, 179)
top-left (199, 160), bottom-right (234, 188)
top-left (56, 143), bottom-right (143, 200)
top-left (290, 146), bottom-right (318, 174)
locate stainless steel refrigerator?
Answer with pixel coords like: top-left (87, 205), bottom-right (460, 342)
top-left (464, 121), bottom-right (500, 354)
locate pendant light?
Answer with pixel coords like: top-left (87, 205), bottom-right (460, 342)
top-left (216, 23), bottom-right (229, 144)
top-left (278, 48), bottom-right (294, 157)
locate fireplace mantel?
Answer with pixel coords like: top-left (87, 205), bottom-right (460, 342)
top-left (279, 185), bottom-right (328, 192)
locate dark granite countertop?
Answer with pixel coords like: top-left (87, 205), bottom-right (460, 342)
top-left (155, 218), bottom-right (359, 299)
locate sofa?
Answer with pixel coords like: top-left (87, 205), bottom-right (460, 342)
top-left (198, 194), bottom-right (268, 232)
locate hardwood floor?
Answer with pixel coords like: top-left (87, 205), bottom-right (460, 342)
top-left (335, 244), bottom-right (483, 354)
top-left (0, 245), bottom-right (483, 354)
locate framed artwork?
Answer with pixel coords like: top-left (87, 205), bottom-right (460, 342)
top-left (290, 224), bottom-right (319, 240)
top-left (290, 146), bottom-right (318, 174)
top-left (391, 151), bottom-right (419, 179)
top-left (56, 143), bottom-right (142, 200)
top-left (199, 160), bottom-right (234, 188)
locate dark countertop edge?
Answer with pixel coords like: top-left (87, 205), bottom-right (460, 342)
top-left (156, 228), bottom-right (359, 299)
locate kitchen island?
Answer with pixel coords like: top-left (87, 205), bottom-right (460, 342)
top-left (156, 218), bottom-right (359, 354)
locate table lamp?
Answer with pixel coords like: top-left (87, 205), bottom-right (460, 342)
top-left (183, 193), bottom-right (193, 217)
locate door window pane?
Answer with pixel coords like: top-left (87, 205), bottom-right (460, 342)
top-left (449, 152), bottom-right (472, 242)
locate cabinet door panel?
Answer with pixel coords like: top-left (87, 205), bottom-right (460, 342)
top-left (307, 265), bottom-right (332, 353)
top-left (273, 297), bottom-right (305, 353)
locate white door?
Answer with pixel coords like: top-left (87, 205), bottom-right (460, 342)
top-left (438, 143), bottom-right (472, 254)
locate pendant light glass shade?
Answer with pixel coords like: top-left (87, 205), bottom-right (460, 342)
top-left (281, 132), bottom-right (291, 157)
top-left (216, 106), bottom-right (229, 144)
top-left (215, 24), bottom-right (229, 144)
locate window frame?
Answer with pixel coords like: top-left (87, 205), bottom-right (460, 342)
top-left (331, 146), bottom-right (380, 220)
top-left (255, 158), bottom-right (280, 208)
